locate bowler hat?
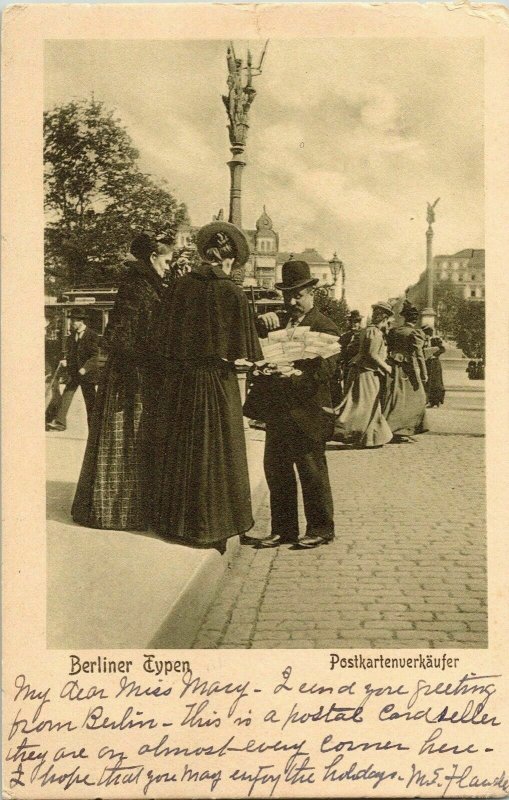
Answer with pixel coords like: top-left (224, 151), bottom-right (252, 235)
top-left (275, 261), bottom-right (318, 291)
top-left (400, 300), bottom-right (419, 321)
top-left (421, 324), bottom-right (433, 335)
top-left (371, 300), bottom-right (393, 315)
top-left (348, 309), bottom-right (362, 322)
top-left (69, 308), bottom-right (88, 321)
top-left (196, 221), bottom-right (250, 267)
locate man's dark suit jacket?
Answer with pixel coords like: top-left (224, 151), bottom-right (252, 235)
top-left (244, 305), bottom-right (340, 442)
top-left (65, 327), bottom-right (101, 386)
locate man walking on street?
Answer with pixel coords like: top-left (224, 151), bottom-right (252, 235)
top-left (339, 309), bottom-right (362, 393)
top-left (47, 309), bottom-right (100, 431)
top-left (245, 260), bottom-right (339, 549)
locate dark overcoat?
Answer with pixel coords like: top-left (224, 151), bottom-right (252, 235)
top-left (72, 260), bottom-right (164, 530)
top-left (244, 305), bottom-right (340, 443)
top-left (64, 327), bottom-right (101, 386)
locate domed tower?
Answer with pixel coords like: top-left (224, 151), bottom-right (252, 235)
top-left (253, 207), bottom-right (279, 289)
top-left (256, 206), bottom-right (273, 233)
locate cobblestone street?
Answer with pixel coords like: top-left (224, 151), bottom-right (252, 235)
top-left (194, 391), bottom-right (486, 649)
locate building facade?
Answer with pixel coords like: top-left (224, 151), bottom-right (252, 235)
top-left (433, 249), bottom-right (485, 300)
top-left (406, 249), bottom-right (485, 307)
top-left (176, 208), bottom-right (341, 297)
top-left (244, 207), bottom-right (280, 289)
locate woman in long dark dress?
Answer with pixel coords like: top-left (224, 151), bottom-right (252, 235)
top-left (150, 221), bottom-right (263, 550)
top-left (422, 324), bottom-right (446, 407)
top-left (72, 233), bottom-right (172, 530)
top-left (382, 300), bottom-right (429, 440)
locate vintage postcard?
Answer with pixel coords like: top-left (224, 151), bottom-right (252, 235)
top-left (2, 2), bottom-right (509, 797)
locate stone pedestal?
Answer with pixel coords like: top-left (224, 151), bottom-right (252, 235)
top-left (420, 307), bottom-right (436, 330)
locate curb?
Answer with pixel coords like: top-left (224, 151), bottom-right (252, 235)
top-left (146, 439), bottom-right (268, 649)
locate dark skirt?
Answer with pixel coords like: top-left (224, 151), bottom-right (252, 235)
top-left (426, 358), bottom-right (445, 406)
top-left (151, 359), bottom-right (254, 546)
top-left (382, 362), bottom-right (428, 436)
top-left (71, 359), bottom-right (150, 530)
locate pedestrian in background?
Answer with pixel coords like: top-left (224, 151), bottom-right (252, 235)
top-left (150, 221), bottom-right (262, 552)
top-left (72, 232), bottom-right (172, 530)
top-left (339, 309), bottom-right (363, 394)
top-left (324, 301), bottom-right (393, 448)
top-left (422, 324), bottom-right (446, 407)
top-left (46, 309), bottom-right (100, 431)
top-left (383, 300), bottom-right (428, 441)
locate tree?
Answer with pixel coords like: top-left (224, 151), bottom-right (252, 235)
top-left (44, 98), bottom-right (188, 291)
top-left (433, 280), bottom-right (463, 340)
top-left (454, 300), bottom-right (485, 359)
top-left (313, 289), bottom-right (349, 333)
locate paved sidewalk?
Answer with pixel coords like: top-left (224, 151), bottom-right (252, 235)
top-left (194, 395), bottom-right (487, 650)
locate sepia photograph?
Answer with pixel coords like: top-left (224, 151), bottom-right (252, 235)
top-left (43, 35), bottom-right (487, 651)
top-left (3, 4), bottom-right (509, 798)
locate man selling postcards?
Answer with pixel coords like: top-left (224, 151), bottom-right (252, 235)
top-left (243, 260), bottom-right (340, 550)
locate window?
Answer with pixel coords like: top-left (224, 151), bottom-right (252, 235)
top-left (471, 290), bottom-right (476, 297)
top-left (458, 273), bottom-right (463, 282)
top-left (482, 289), bottom-right (485, 298)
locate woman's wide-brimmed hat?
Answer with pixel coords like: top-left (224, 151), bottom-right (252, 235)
top-left (196, 221), bottom-right (250, 267)
top-left (371, 300), bottom-right (394, 315)
top-left (275, 260), bottom-right (319, 291)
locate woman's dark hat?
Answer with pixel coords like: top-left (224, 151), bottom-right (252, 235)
top-left (69, 308), bottom-right (88, 321)
top-left (421, 324), bottom-right (433, 335)
top-left (371, 300), bottom-right (393, 315)
top-left (275, 260), bottom-right (318, 291)
top-left (348, 309), bottom-right (362, 322)
top-left (196, 221), bottom-right (250, 267)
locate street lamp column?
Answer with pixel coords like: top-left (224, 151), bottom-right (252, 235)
top-left (222, 42), bottom-right (267, 284)
top-left (329, 252), bottom-right (344, 302)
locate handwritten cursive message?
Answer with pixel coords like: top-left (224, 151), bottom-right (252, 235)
top-left (4, 658), bottom-right (508, 798)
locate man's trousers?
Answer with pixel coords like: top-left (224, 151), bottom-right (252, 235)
top-left (264, 416), bottom-right (335, 540)
top-left (54, 380), bottom-right (97, 427)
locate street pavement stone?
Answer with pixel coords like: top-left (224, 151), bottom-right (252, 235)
top-left (193, 430), bottom-right (487, 649)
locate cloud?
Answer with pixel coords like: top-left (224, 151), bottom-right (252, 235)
top-left (45, 38), bottom-right (484, 311)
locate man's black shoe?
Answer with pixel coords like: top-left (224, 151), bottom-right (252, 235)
top-left (46, 421), bottom-right (66, 431)
top-left (296, 534), bottom-right (334, 549)
top-left (257, 533), bottom-right (298, 548)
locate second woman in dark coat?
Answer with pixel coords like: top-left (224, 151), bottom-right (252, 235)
top-left (382, 300), bottom-right (429, 439)
top-left (150, 222), bottom-right (263, 551)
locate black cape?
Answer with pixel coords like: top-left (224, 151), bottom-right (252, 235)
top-left (153, 263), bottom-right (262, 364)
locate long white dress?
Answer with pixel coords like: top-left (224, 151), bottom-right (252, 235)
top-left (331, 324), bottom-right (393, 448)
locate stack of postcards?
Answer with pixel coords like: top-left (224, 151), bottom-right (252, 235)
top-left (257, 327), bottom-right (341, 374)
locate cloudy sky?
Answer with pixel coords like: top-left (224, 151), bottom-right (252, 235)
top-left (45, 38), bottom-right (483, 313)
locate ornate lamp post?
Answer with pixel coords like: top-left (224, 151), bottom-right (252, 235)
top-left (222, 41), bottom-right (268, 284)
top-left (421, 197), bottom-right (440, 329)
top-left (329, 252), bottom-right (345, 301)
